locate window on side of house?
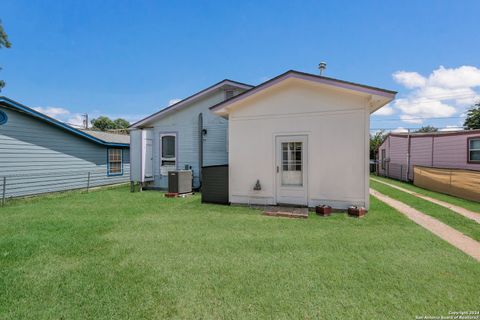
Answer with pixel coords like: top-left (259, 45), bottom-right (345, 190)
top-left (468, 138), bottom-right (480, 162)
top-left (160, 134), bottom-right (176, 175)
top-left (108, 148), bottom-right (123, 175)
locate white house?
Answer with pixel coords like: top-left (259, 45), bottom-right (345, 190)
top-left (210, 70), bottom-right (396, 209)
top-left (129, 79), bottom-right (252, 189)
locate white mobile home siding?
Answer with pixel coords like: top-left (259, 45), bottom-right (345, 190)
top-left (0, 105), bottom-right (130, 198)
top-left (378, 131), bottom-right (480, 180)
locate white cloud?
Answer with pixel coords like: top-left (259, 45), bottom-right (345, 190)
top-left (33, 106), bottom-right (70, 118)
top-left (392, 127), bottom-right (408, 133)
top-left (34, 106), bottom-right (85, 127)
top-left (66, 114), bottom-right (85, 127)
top-left (394, 97), bottom-right (456, 119)
top-left (399, 114), bottom-right (423, 124)
top-left (393, 71), bottom-right (426, 88)
top-left (439, 125), bottom-right (464, 132)
top-left (168, 98), bottom-right (182, 106)
top-left (373, 104), bottom-right (394, 116)
top-left (32, 106), bottom-right (146, 128)
top-left (429, 66), bottom-right (480, 88)
top-left (392, 65), bottom-right (480, 124)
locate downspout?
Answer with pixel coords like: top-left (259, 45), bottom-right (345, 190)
top-left (406, 129), bottom-right (411, 181)
top-left (198, 113), bottom-right (203, 189)
top-left (431, 136), bottom-right (435, 167)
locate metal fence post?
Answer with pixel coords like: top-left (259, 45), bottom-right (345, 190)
top-left (449, 169), bottom-right (453, 191)
top-left (86, 172), bottom-right (91, 192)
top-left (2, 177), bottom-right (6, 206)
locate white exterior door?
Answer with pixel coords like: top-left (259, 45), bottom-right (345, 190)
top-left (144, 138), bottom-right (153, 178)
top-left (275, 135), bottom-right (308, 205)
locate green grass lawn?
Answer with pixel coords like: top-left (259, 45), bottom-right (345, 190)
top-left (371, 174), bottom-right (480, 213)
top-left (370, 179), bottom-right (480, 242)
top-left (1, 186), bottom-right (479, 319)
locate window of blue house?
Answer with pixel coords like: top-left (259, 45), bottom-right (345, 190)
top-left (108, 148), bottom-right (123, 175)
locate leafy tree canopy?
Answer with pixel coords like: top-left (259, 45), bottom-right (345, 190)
top-left (463, 102), bottom-right (480, 130)
top-left (415, 125), bottom-right (438, 133)
top-left (369, 130), bottom-right (386, 159)
top-left (0, 19), bottom-right (12, 91)
top-left (113, 118), bottom-right (130, 129)
top-left (91, 116), bottom-right (130, 132)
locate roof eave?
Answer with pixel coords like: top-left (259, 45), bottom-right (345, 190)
top-left (0, 96), bottom-right (129, 147)
top-left (210, 70), bottom-right (397, 115)
top-left (129, 79), bottom-right (253, 128)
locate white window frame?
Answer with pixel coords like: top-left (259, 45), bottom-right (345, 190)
top-left (160, 133), bottom-right (177, 175)
top-left (107, 148), bottom-right (123, 176)
top-left (468, 138), bottom-right (480, 163)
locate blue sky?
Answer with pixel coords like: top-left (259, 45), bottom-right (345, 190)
top-left (1, 0), bottom-right (479, 131)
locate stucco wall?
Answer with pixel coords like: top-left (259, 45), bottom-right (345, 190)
top-left (227, 79), bottom-right (370, 209)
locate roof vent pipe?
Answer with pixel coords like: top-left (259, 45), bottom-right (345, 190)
top-left (318, 62), bottom-right (327, 75)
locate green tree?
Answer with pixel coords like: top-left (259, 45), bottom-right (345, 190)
top-left (91, 116), bottom-right (130, 131)
top-left (0, 20), bottom-right (12, 91)
top-left (415, 125), bottom-right (438, 133)
top-left (113, 118), bottom-right (130, 129)
top-left (463, 102), bottom-right (480, 130)
top-left (91, 116), bottom-right (115, 131)
top-left (370, 130), bottom-right (386, 159)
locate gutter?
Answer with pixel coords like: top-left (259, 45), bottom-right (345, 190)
top-left (198, 113), bottom-right (203, 188)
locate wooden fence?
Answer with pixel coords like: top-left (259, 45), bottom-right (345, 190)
top-left (414, 166), bottom-right (480, 202)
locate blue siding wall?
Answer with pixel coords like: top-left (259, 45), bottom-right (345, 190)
top-left (149, 88), bottom-right (242, 189)
top-left (0, 106), bottom-right (130, 198)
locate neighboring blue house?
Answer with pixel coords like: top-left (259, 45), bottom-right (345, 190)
top-left (129, 79), bottom-right (253, 189)
top-left (0, 96), bottom-right (130, 198)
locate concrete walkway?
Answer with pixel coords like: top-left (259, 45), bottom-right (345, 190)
top-left (371, 188), bottom-right (480, 262)
top-left (371, 177), bottom-right (480, 224)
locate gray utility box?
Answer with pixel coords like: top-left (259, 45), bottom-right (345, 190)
top-left (168, 170), bottom-right (193, 194)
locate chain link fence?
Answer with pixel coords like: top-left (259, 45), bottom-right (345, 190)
top-left (376, 162), bottom-right (411, 182)
top-left (0, 169), bottom-right (129, 205)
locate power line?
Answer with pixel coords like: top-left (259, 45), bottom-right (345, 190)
top-left (372, 115), bottom-right (466, 122)
top-left (382, 96), bottom-right (477, 109)
top-left (396, 92), bottom-right (477, 100)
top-left (370, 125), bottom-right (467, 131)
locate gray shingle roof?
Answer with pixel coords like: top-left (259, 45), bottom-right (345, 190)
top-left (80, 130), bottom-right (130, 145)
top-left (0, 96), bottom-right (129, 147)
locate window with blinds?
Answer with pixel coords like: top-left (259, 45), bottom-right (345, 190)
top-left (108, 149), bottom-right (123, 175)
